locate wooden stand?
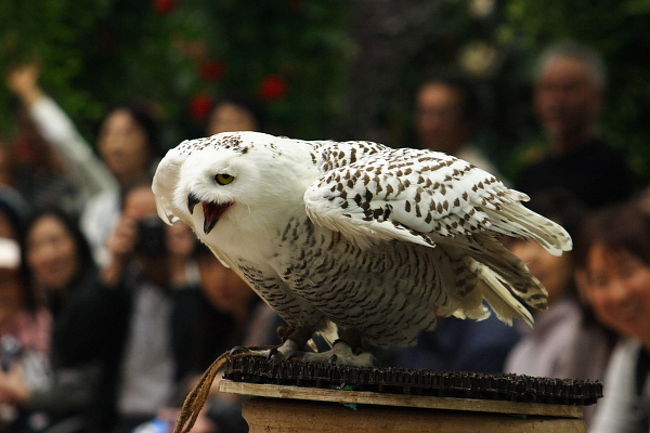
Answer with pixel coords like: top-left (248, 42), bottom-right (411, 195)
top-left (219, 380), bottom-right (587, 433)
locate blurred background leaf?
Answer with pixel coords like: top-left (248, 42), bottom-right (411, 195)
top-left (0, 0), bottom-right (648, 185)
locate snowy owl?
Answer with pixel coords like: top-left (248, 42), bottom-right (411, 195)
top-left (153, 131), bottom-right (571, 366)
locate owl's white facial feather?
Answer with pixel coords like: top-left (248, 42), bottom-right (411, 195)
top-left (154, 132), bottom-right (320, 259)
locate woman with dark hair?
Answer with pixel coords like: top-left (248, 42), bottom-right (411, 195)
top-left (576, 203), bottom-right (650, 433)
top-left (7, 64), bottom-right (116, 215)
top-left (81, 102), bottom-right (162, 267)
top-left (206, 95), bottom-right (266, 135)
top-left (25, 208), bottom-right (97, 312)
top-left (7, 63), bottom-right (162, 268)
top-left (504, 189), bottom-right (615, 426)
top-left (0, 208), bottom-right (100, 433)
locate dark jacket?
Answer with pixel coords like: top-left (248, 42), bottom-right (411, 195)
top-left (54, 270), bottom-right (235, 433)
top-left (516, 139), bottom-right (634, 210)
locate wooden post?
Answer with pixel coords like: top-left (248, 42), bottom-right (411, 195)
top-left (220, 380), bottom-right (587, 433)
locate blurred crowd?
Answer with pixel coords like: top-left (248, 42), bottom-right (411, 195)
top-left (0, 41), bottom-right (648, 433)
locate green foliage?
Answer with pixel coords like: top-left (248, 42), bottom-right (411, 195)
top-left (0, 0), bottom-right (647, 187)
top-left (0, 0), bottom-right (351, 149)
top-left (499, 0), bottom-right (650, 184)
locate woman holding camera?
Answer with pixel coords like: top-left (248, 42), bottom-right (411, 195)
top-left (58, 184), bottom-right (225, 433)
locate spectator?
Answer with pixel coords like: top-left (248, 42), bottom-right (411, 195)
top-left (206, 96), bottom-right (265, 136)
top-left (194, 246), bottom-right (279, 433)
top-left (0, 237), bottom-right (52, 432)
top-left (56, 184), bottom-right (224, 433)
top-left (415, 73), bottom-right (498, 173)
top-left (80, 103), bottom-right (161, 266)
top-left (8, 62), bottom-right (163, 266)
top-left (6, 64), bottom-right (116, 214)
top-left (576, 203), bottom-right (650, 433)
top-left (504, 190), bottom-right (614, 425)
top-left (0, 208), bottom-right (101, 433)
top-left (516, 41), bottom-right (634, 209)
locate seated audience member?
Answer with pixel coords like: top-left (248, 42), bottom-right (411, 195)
top-left (516, 42), bottom-right (634, 209)
top-left (195, 246), bottom-right (275, 345)
top-left (7, 64), bottom-right (161, 266)
top-left (576, 203), bottom-right (650, 433)
top-left (504, 190), bottom-right (614, 426)
top-left (0, 238), bottom-right (51, 432)
top-left (415, 73), bottom-right (498, 173)
top-left (55, 184), bottom-right (219, 433)
top-left (195, 246), bottom-right (279, 433)
top-left (506, 190), bottom-right (613, 378)
top-left (206, 96), bottom-right (265, 136)
top-left (5, 208), bottom-right (102, 433)
top-left (80, 104), bottom-right (161, 266)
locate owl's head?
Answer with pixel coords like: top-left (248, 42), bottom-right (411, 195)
top-left (153, 131), bottom-right (316, 244)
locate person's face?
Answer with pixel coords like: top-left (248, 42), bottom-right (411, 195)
top-left (207, 103), bottom-right (258, 135)
top-left (510, 239), bottom-right (573, 304)
top-left (99, 109), bottom-right (152, 184)
top-left (583, 243), bottom-right (650, 342)
top-left (198, 256), bottom-right (253, 313)
top-left (535, 57), bottom-right (603, 140)
top-left (0, 268), bottom-right (25, 327)
top-left (123, 186), bottom-right (158, 221)
top-left (27, 215), bottom-right (79, 291)
top-left (416, 84), bottom-right (469, 155)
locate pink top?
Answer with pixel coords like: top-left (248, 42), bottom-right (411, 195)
top-left (0, 308), bottom-right (52, 355)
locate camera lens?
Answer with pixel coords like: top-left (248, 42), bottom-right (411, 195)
top-left (135, 216), bottom-right (167, 256)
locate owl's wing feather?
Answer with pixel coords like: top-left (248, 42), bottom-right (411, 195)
top-left (305, 146), bottom-right (570, 326)
top-left (305, 147), bottom-right (571, 254)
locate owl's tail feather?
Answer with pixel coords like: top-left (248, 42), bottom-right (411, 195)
top-left (484, 203), bottom-right (572, 257)
top-left (474, 263), bottom-right (534, 327)
top-left (437, 234), bottom-right (547, 327)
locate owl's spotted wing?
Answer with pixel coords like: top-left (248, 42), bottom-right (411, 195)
top-left (304, 147), bottom-right (570, 254)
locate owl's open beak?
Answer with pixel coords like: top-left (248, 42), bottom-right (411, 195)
top-left (187, 194), bottom-right (232, 234)
top-left (187, 194), bottom-right (200, 215)
top-left (202, 201), bottom-right (232, 234)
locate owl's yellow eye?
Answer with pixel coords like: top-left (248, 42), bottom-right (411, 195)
top-left (215, 173), bottom-right (235, 185)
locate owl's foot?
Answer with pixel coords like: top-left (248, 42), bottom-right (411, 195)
top-left (229, 339), bottom-right (302, 360)
top-left (301, 340), bottom-right (376, 367)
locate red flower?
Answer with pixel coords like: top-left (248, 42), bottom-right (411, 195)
top-left (190, 93), bottom-right (213, 120)
top-left (259, 74), bottom-right (289, 101)
top-left (199, 59), bottom-right (226, 81)
top-left (153, 0), bottom-right (176, 14)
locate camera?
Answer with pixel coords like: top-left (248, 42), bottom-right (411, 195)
top-left (135, 216), bottom-right (167, 256)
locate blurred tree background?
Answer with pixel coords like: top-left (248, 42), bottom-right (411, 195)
top-left (0, 0), bottom-right (648, 185)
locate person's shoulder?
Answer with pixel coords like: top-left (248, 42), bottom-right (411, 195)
top-left (581, 139), bottom-right (627, 161)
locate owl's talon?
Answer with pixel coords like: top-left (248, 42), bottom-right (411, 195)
top-left (229, 346), bottom-right (249, 356)
top-left (301, 341), bottom-right (375, 367)
top-left (267, 348), bottom-right (280, 359)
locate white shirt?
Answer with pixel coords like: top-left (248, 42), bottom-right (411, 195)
top-left (590, 338), bottom-right (650, 433)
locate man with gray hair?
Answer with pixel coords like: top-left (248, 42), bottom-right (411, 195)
top-left (516, 41), bottom-right (633, 209)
